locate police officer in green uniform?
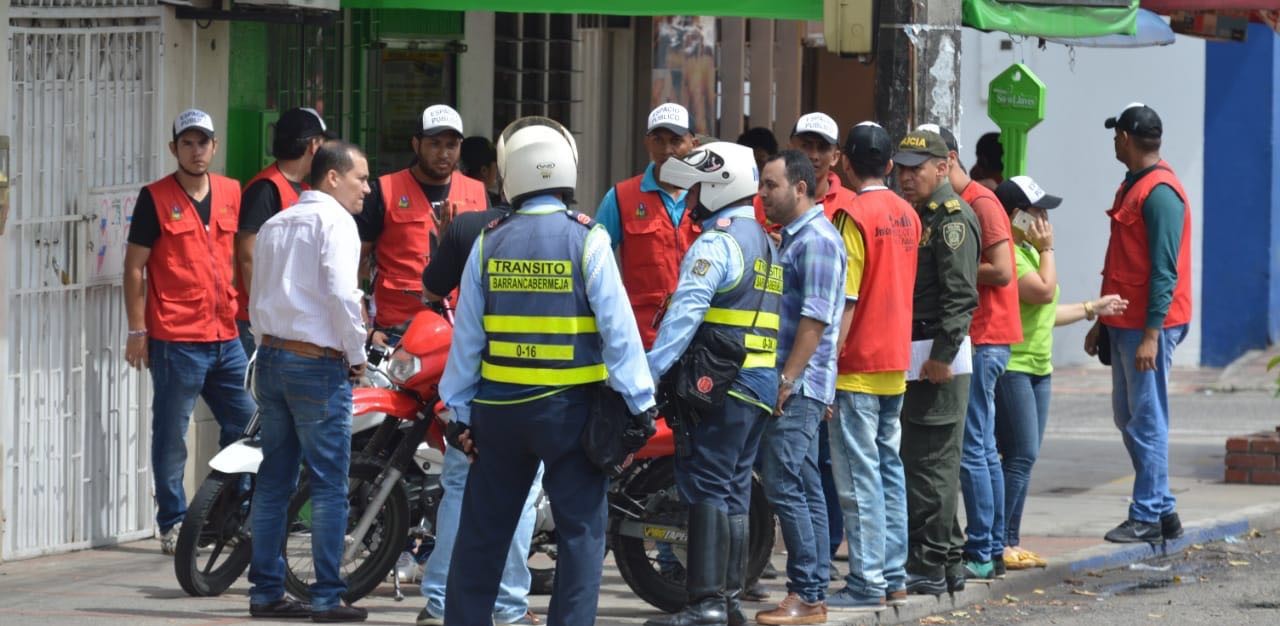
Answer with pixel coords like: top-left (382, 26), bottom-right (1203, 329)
top-left (890, 129), bottom-right (980, 596)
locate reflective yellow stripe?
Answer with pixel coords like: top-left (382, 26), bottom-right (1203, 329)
top-left (727, 389), bottom-right (774, 414)
top-left (482, 315), bottom-right (598, 334)
top-left (481, 361), bottom-right (607, 385)
top-left (743, 334), bottom-right (777, 353)
top-left (488, 341), bottom-right (574, 361)
top-left (743, 351), bottom-right (777, 369)
top-left (704, 308), bottom-right (780, 330)
top-left (473, 386), bottom-right (569, 406)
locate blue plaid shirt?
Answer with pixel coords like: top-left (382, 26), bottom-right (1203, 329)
top-left (776, 205), bottom-right (847, 405)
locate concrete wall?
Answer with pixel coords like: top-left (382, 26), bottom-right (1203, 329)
top-left (0, 0), bottom-right (10, 560)
top-left (1202, 25), bottom-right (1280, 367)
top-left (957, 29), bottom-right (1206, 367)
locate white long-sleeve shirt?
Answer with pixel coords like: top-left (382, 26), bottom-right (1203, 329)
top-left (250, 189), bottom-right (367, 365)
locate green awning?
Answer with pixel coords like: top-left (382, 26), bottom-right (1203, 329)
top-left (341, 0), bottom-right (822, 21)
top-left (964, 0), bottom-right (1140, 38)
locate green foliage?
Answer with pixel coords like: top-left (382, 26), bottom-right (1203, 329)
top-left (1269, 355), bottom-right (1280, 397)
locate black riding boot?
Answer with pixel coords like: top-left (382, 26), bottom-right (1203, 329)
top-left (644, 503), bottom-right (729, 626)
top-left (723, 514), bottom-right (749, 626)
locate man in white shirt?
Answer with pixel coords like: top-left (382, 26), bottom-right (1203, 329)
top-left (246, 140), bottom-right (371, 623)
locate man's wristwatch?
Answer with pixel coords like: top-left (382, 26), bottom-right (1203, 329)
top-left (779, 374), bottom-right (795, 389)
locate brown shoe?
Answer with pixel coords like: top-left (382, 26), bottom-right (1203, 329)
top-left (755, 593), bottom-right (827, 625)
top-left (886, 588), bottom-right (908, 606)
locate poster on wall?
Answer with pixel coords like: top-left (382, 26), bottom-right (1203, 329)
top-left (652, 17), bottom-right (717, 137)
top-left (86, 185), bottom-right (139, 285)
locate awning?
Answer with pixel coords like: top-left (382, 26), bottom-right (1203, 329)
top-left (963, 0), bottom-right (1140, 38)
top-left (341, 0), bottom-right (822, 20)
top-left (1045, 8), bottom-right (1175, 48)
top-left (1141, 1), bottom-right (1280, 39)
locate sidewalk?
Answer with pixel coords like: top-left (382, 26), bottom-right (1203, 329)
top-left (2, 354), bottom-right (1277, 625)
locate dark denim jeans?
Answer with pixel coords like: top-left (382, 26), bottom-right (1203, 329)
top-left (994, 371), bottom-right (1051, 547)
top-left (248, 346), bottom-right (353, 612)
top-left (960, 344), bottom-right (1010, 562)
top-left (760, 395), bottom-right (830, 603)
top-left (148, 338), bottom-right (255, 533)
top-left (1109, 324), bottom-right (1188, 522)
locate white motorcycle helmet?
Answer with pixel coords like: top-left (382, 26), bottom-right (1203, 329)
top-left (658, 141), bottom-right (758, 219)
top-left (495, 116), bottom-right (578, 207)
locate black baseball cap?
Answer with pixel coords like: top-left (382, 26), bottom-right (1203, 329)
top-left (843, 121), bottom-right (893, 168)
top-left (996, 175), bottom-right (1063, 211)
top-left (276, 107), bottom-right (332, 143)
top-left (1104, 103), bottom-right (1162, 139)
top-left (892, 130), bottom-right (950, 167)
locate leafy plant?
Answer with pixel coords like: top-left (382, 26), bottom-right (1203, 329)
top-left (1269, 355), bottom-right (1280, 397)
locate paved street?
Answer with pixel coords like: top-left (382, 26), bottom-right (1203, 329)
top-left (1, 363), bottom-right (1277, 625)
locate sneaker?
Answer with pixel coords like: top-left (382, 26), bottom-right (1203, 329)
top-left (415, 606), bottom-right (443, 626)
top-left (963, 559), bottom-right (994, 580)
top-left (251, 597), bottom-right (312, 619)
top-left (905, 573), bottom-right (946, 596)
top-left (311, 603), bottom-right (368, 623)
top-left (992, 555), bottom-right (1007, 579)
top-left (159, 523), bottom-right (181, 556)
top-left (825, 586), bottom-right (887, 612)
top-left (1161, 512), bottom-right (1184, 540)
top-left (886, 588), bottom-right (908, 606)
top-left (1104, 519), bottom-right (1162, 544)
top-left (755, 592), bottom-right (827, 625)
top-left (495, 610), bottom-right (542, 625)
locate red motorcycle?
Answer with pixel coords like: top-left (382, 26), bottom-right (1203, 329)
top-left (292, 308), bottom-right (774, 612)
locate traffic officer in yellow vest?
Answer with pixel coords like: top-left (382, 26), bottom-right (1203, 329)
top-left (646, 142), bottom-right (783, 626)
top-left (356, 104), bottom-right (489, 332)
top-left (439, 116), bottom-right (657, 626)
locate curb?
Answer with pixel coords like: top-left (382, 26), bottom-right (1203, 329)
top-left (829, 500), bottom-right (1280, 625)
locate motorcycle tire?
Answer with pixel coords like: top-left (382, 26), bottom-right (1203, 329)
top-left (174, 470), bottom-right (255, 597)
top-left (283, 454), bottom-right (410, 603)
top-left (610, 458), bottom-right (776, 613)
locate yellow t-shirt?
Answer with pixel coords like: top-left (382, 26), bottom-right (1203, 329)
top-left (833, 210), bottom-right (908, 396)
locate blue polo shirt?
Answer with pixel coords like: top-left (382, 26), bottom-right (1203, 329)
top-left (594, 162), bottom-right (688, 247)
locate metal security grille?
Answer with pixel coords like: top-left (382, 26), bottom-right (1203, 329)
top-left (5, 10), bottom-right (162, 559)
top-left (493, 13), bottom-right (579, 135)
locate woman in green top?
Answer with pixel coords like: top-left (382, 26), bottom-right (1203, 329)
top-left (992, 177), bottom-right (1128, 570)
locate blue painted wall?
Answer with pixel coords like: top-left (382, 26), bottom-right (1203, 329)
top-left (1202, 24), bottom-right (1279, 367)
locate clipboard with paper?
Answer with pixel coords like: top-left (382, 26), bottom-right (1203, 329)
top-left (906, 336), bottom-right (973, 381)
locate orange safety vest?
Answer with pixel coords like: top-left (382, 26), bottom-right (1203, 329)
top-left (753, 172), bottom-right (855, 230)
top-left (235, 163), bottom-right (306, 322)
top-left (961, 181), bottom-right (1023, 346)
top-left (1100, 161), bottom-right (1193, 330)
top-left (144, 173), bottom-right (241, 342)
top-left (835, 189), bottom-right (921, 374)
top-left (615, 175), bottom-right (701, 348)
top-left (374, 169), bottom-right (487, 327)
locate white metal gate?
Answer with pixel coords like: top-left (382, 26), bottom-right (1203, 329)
top-left (4, 4), bottom-right (163, 559)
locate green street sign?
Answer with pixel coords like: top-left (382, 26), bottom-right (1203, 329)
top-left (987, 63), bottom-right (1046, 178)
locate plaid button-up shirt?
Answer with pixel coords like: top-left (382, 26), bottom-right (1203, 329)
top-left (776, 205), bottom-right (847, 405)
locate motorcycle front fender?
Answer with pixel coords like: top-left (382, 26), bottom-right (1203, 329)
top-left (209, 438), bottom-right (263, 474)
top-left (353, 387), bottom-right (421, 420)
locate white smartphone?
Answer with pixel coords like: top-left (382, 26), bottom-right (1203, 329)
top-left (1011, 209), bottom-right (1036, 236)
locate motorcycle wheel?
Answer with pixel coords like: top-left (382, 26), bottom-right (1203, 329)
top-left (174, 470), bottom-right (254, 597)
top-left (283, 454), bottom-right (410, 603)
top-left (610, 458), bottom-right (776, 613)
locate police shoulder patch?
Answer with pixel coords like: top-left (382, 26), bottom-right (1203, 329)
top-left (484, 211), bottom-right (515, 231)
top-left (941, 222), bottom-right (966, 250)
top-left (691, 258), bottom-right (712, 276)
top-left (565, 210), bottom-right (596, 228)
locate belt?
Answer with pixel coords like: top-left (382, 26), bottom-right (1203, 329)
top-left (261, 335), bottom-right (344, 360)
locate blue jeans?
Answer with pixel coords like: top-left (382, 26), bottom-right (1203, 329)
top-left (760, 395), bottom-right (830, 603)
top-left (829, 391), bottom-right (907, 598)
top-left (1109, 324), bottom-right (1187, 523)
top-left (447, 387), bottom-right (607, 626)
top-left (148, 338), bottom-right (255, 532)
top-left (422, 446), bottom-right (543, 623)
top-left (248, 346), bottom-right (353, 611)
top-left (818, 420), bottom-right (843, 559)
top-left (676, 394), bottom-right (766, 515)
top-left (960, 344), bottom-right (1010, 562)
top-left (994, 371), bottom-right (1051, 547)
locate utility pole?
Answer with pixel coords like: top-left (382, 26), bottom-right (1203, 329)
top-left (874, 0), bottom-right (963, 141)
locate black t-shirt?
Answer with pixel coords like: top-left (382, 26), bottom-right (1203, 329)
top-left (422, 207), bottom-right (509, 297)
top-left (356, 176), bottom-right (463, 242)
top-left (238, 178), bottom-right (305, 234)
top-left (126, 186), bottom-right (213, 248)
